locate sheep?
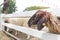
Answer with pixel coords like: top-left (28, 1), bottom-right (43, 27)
top-left (28, 10), bottom-right (60, 34)
top-left (4, 17), bottom-right (30, 40)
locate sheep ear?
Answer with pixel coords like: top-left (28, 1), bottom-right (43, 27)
top-left (37, 18), bottom-right (47, 30)
top-left (28, 14), bottom-right (36, 27)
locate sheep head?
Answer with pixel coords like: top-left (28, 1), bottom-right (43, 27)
top-left (28, 10), bottom-right (50, 30)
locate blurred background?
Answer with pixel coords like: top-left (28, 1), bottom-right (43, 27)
top-left (0, 0), bottom-right (60, 13)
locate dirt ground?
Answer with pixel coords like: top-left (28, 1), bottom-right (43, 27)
top-left (0, 31), bottom-right (41, 40)
top-left (0, 31), bottom-right (14, 40)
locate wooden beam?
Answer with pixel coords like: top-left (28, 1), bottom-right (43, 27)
top-left (3, 30), bottom-right (20, 40)
top-left (2, 23), bottom-right (60, 40)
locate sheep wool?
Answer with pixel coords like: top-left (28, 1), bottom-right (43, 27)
top-left (47, 15), bottom-right (60, 34)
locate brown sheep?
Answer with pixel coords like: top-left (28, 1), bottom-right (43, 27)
top-left (28, 10), bottom-right (60, 34)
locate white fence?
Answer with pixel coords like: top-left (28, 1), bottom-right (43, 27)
top-left (1, 14), bottom-right (60, 40)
